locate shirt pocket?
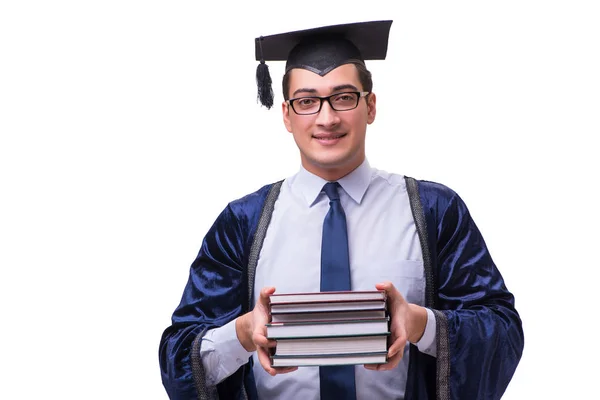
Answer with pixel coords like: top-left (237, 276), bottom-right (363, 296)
top-left (352, 259), bottom-right (426, 306)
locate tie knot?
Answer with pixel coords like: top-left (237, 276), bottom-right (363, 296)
top-left (323, 182), bottom-right (341, 201)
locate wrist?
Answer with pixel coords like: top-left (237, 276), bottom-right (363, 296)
top-left (235, 312), bottom-right (256, 352)
top-left (407, 304), bottom-right (428, 344)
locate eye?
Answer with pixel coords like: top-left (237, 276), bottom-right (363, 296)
top-left (332, 93), bottom-right (358, 103)
top-left (297, 98), bottom-right (318, 107)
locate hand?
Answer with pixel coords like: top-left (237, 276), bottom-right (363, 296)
top-left (236, 286), bottom-right (298, 376)
top-left (364, 281), bottom-right (427, 371)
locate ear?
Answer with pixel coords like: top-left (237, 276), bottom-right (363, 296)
top-left (366, 92), bottom-right (376, 124)
top-left (282, 101), bottom-right (293, 133)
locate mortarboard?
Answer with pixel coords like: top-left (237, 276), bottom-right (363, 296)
top-left (255, 20), bottom-right (393, 109)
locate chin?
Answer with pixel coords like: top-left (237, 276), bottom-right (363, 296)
top-left (311, 155), bottom-right (356, 171)
top-left (301, 147), bottom-right (363, 174)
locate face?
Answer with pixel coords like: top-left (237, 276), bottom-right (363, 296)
top-left (282, 64), bottom-right (376, 181)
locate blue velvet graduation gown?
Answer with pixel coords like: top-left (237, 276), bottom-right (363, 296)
top-left (159, 178), bottom-right (524, 399)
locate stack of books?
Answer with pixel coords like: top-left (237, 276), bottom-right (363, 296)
top-left (266, 290), bottom-right (390, 367)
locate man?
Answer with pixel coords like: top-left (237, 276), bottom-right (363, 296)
top-left (159, 20), bottom-right (523, 400)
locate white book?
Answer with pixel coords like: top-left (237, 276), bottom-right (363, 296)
top-left (270, 290), bottom-right (386, 304)
top-left (271, 352), bottom-right (388, 367)
top-left (270, 300), bottom-right (385, 314)
top-left (266, 317), bottom-right (389, 339)
top-left (275, 334), bottom-right (389, 356)
top-left (271, 309), bottom-right (386, 323)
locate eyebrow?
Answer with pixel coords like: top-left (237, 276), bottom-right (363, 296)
top-left (332, 84), bottom-right (359, 92)
top-left (291, 84), bottom-right (360, 98)
top-left (292, 88), bottom-right (318, 97)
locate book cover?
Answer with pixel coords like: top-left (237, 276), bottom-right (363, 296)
top-left (269, 290), bottom-right (386, 304)
top-left (270, 352), bottom-right (388, 367)
top-left (274, 334), bottom-right (389, 356)
top-left (266, 317), bottom-right (390, 339)
top-left (271, 309), bottom-right (386, 323)
top-left (270, 300), bottom-right (386, 314)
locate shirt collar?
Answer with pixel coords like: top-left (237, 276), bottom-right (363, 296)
top-left (293, 159), bottom-right (373, 207)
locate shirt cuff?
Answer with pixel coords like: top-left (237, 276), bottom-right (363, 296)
top-left (414, 308), bottom-right (437, 358)
top-left (201, 318), bottom-right (255, 386)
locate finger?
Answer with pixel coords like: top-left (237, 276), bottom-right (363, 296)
top-left (257, 346), bottom-right (277, 376)
top-left (256, 347), bottom-right (298, 375)
top-left (387, 336), bottom-right (407, 360)
top-left (364, 337), bottom-right (406, 371)
top-left (259, 286), bottom-right (276, 302)
top-left (375, 281), bottom-right (401, 300)
top-left (257, 286), bottom-right (276, 312)
top-left (377, 347), bottom-right (404, 371)
top-left (273, 366), bottom-right (299, 374)
top-left (364, 344), bottom-right (405, 371)
top-left (253, 331), bottom-right (277, 348)
top-left (363, 363), bottom-right (380, 370)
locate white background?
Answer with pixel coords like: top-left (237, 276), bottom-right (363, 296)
top-left (1, 1), bottom-right (598, 399)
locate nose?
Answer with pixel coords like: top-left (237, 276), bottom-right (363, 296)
top-left (315, 99), bottom-right (340, 128)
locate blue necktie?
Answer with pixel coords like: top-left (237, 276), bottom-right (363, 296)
top-left (320, 182), bottom-right (356, 400)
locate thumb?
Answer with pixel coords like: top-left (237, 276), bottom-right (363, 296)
top-left (375, 281), bottom-right (405, 309)
top-left (375, 281), bottom-right (399, 298)
top-left (259, 286), bottom-right (276, 305)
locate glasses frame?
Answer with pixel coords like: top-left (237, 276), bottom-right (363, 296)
top-left (287, 91), bottom-right (371, 115)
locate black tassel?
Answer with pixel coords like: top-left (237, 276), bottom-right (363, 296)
top-left (256, 61), bottom-right (274, 109)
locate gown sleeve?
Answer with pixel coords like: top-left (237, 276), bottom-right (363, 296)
top-left (159, 203), bottom-right (250, 400)
top-left (422, 182), bottom-right (524, 400)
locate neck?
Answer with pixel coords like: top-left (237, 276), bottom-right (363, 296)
top-left (302, 157), bottom-right (365, 182)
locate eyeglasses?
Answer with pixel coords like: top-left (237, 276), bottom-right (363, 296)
top-left (287, 91), bottom-right (370, 115)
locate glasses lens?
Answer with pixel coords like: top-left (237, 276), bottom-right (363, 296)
top-left (292, 97), bottom-right (321, 114)
top-left (330, 92), bottom-right (359, 111)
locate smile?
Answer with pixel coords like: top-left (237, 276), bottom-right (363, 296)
top-left (313, 134), bottom-right (347, 140)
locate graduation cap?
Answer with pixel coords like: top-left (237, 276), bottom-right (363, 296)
top-left (255, 20), bottom-right (393, 109)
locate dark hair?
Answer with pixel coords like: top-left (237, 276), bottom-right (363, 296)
top-left (282, 62), bottom-right (373, 100)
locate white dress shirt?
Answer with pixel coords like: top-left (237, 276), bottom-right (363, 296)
top-left (201, 160), bottom-right (437, 399)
